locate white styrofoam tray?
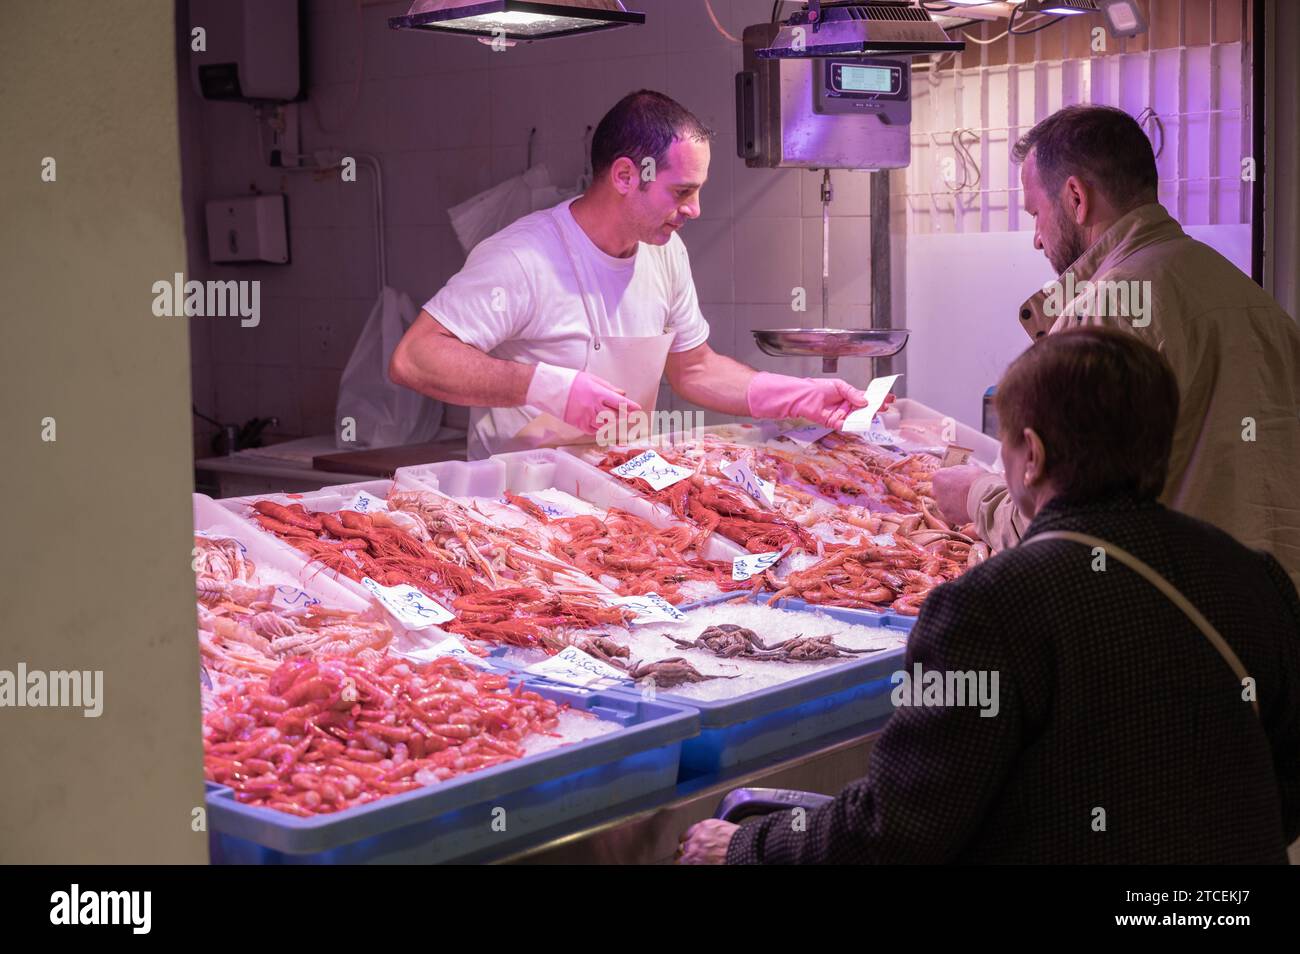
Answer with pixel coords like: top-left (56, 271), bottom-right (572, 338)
top-left (396, 448), bottom-right (748, 563)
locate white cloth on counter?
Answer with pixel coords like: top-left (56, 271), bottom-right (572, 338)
top-left (424, 196), bottom-right (711, 459)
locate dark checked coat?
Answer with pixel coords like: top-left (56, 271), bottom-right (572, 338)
top-left (727, 493), bottom-right (1300, 864)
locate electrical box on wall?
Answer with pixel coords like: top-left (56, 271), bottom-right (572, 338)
top-left (190, 0), bottom-right (301, 102)
top-left (205, 195), bottom-right (289, 264)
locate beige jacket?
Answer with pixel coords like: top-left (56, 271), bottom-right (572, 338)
top-left (971, 203), bottom-right (1300, 587)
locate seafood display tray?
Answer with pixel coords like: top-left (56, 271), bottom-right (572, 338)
top-left (394, 447), bottom-right (747, 563)
top-left (495, 596), bottom-right (911, 780)
top-left (563, 397), bottom-right (1002, 468)
top-left (194, 493), bottom-right (371, 611)
top-left (657, 603), bottom-right (908, 778)
top-left (206, 679), bottom-right (697, 864)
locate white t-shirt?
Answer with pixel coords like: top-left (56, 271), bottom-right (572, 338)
top-left (423, 196), bottom-right (710, 458)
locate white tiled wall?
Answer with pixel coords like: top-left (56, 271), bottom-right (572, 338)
top-left (182, 0), bottom-right (878, 447)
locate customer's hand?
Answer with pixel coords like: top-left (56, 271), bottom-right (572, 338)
top-left (931, 464), bottom-right (983, 526)
top-left (676, 819), bottom-right (739, 864)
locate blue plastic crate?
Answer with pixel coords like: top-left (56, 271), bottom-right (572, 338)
top-left (509, 598), bottom-right (910, 779)
top-left (206, 680), bottom-right (697, 864)
top-left (766, 596), bottom-right (918, 633)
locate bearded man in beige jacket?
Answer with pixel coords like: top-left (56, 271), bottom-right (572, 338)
top-left (932, 105), bottom-right (1300, 587)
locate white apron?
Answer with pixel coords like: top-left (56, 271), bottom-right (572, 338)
top-left (469, 209), bottom-right (674, 457)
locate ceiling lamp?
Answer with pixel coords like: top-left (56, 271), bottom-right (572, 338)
top-left (759, 1), bottom-right (964, 59)
top-left (1020, 0), bottom-right (1098, 15)
top-left (388, 1), bottom-right (645, 41)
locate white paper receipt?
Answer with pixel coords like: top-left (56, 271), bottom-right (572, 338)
top-left (610, 449), bottom-right (694, 491)
top-left (361, 577), bottom-right (455, 629)
top-left (525, 646), bottom-right (628, 688)
top-left (843, 374), bottom-right (902, 435)
top-left (780, 424), bottom-right (833, 446)
top-left (733, 548), bottom-right (787, 581)
top-left (403, 636), bottom-right (486, 667)
top-left (345, 490), bottom-right (388, 514)
top-left (721, 459), bottom-right (775, 508)
top-left (611, 593), bottom-right (688, 624)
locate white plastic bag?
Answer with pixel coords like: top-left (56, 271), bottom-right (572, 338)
top-left (334, 286), bottom-right (443, 449)
top-left (448, 164), bottom-right (576, 254)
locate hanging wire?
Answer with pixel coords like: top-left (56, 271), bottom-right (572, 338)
top-left (1008, 6), bottom-right (1066, 35)
top-left (933, 128), bottom-right (983, 193)
top-left (704, 0), bottom-right (741, 43)
top-left (1136, 106), bottom-right (1166, 158)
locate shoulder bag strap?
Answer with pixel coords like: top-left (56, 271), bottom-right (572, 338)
top-left (1022, 530), bottom-right (1259, 718)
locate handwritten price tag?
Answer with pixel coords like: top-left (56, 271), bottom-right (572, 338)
top-left (272, 585), bottom-right (322, 611)
top-left (732, 547), bottom-right (788, 581)
top-left (942, 444), bottom-right (975, 467)
top-left (525, 646), bottom-right (628, 688)
top-left (611, 449), bottom-right (693, 491)
top-left (503, 490), bottom-right (581, 520)
top-left (403, 636), bottom-right (486, 667)
top-left (610, 592), bottom-right (688, 625)
top-left (361, 577), bottom-right (454, 629)
top-left (843, 374), bottom-right (902, 435)
top-left (780, 424), bottom-right (833, 446)
top-left (865, 416), bottom-right (895, 446)
top-left (345, 490), bottom-right (388, 514)
top-left (721, 459), bottom-right (775, 508)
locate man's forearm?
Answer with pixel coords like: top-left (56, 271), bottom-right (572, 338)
top-left (668, 346), bottom-right (755, 416)
top-left (390, 314), bottom-right (533, 408)
top-left (969, 473), bottom-right (1031, 551)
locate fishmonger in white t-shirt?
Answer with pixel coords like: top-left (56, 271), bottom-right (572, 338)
top-left (390, 89), bottom-right (869, 460)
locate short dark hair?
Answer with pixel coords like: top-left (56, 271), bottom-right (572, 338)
top-left (995, 328), bottom-right (1179, 501)
top-left (1012, 105), bottom-right (1158, 210)
top-left (590, 90), bottom-right (713, 182)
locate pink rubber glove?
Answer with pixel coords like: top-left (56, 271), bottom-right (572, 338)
top-left (746, 372), bottom-right (868, 429)
top-left (563, 371), bottom-right (642, 433)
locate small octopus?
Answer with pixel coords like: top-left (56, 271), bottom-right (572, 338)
top-left (670, 624), bottom-right (883, 662)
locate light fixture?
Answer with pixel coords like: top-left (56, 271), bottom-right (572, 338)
top-left (1021, 0), bottom-right (1097, 15)
top-left (1095, 0), bottom-right (1147, 36)
top-left (388, 1), bottom-right (645, 41)
top-left (759, 1), bottom-right (964, 59)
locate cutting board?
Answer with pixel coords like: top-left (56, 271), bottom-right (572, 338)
top-left (312, 438), bottom-right (467, 477)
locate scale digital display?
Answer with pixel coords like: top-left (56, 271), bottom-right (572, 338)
top-left (814, 56), bottom-right (910, 123)
top-left (836, 65), bottom-right (895, 93)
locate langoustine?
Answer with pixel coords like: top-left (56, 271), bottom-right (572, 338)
top-left (494, 494), bottom-right (756, 605)
top-left (592, 432), bottom-right (974, 616)
top-left (245, 494), bottom-right (629, 652)
top-left (194, 535), bottom-right (394, 684)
